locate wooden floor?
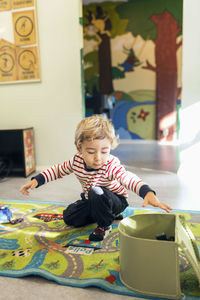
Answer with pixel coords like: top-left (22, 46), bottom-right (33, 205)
top-left (112, 140), bottom-right (180, 173)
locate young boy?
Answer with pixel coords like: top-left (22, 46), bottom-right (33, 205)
top-left (20, 115), bottom-right (172, 241)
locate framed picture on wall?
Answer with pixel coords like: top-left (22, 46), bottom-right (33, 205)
top-left (23, 128), bottom-right (36, 177)
top-left (0, 0), bottom-right (41, 84)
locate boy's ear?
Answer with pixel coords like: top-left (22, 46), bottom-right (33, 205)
top-left (76, 145), bottom-right (82, 154)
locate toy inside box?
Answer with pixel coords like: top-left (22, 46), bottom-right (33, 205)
top-left (119, 213), bottom-right (200, 299)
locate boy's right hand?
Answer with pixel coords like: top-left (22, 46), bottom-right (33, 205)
top-left (20, 179), bottom-right (38, 196)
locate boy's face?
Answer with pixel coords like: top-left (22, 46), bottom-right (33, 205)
top-left (78, 137), bottom-right (111, 169)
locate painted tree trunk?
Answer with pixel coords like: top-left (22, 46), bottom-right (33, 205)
top-left (98, 33), bottom-right (114, 95)
top-left (151, 10), bottom-right (181, 141)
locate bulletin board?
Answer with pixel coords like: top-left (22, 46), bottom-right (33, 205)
top-left (0, 0), bottom-right (40, 84)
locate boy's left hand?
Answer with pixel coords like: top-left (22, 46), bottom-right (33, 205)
top-left (142, 192), bottom-right (172, 213)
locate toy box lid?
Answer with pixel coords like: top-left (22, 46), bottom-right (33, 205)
top-left (176, 215), bottom-right (200, 285)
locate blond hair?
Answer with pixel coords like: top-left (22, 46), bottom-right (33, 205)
top-left (75, 115), bottom-right (118, 150)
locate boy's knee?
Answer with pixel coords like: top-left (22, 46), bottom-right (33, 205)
top-left (88, 186), bottom-right (112, 209)
top-left (63, 205), bottom-right (79, 226)
top-left (63, 211), bottom-right (82, 227)
top-left (63, 200), bottom-right (91, 227)
top-left (88, 187), bottom-right (105, 206)
top-left (90, 186), bottom-right (104, 196)
top-left (63, 208), bottom-right (73, 226)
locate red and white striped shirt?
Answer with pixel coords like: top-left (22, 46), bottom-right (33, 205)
top-left (40, 154), bottom-right (146, 199)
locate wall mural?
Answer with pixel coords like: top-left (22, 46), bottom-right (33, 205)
top-left (83, 0), bottom-right (183, 141)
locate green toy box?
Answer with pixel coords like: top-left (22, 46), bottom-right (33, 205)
top-left (119, 213), bottom-right (200, 299)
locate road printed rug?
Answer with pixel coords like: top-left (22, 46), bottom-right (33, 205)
top-left (0, 199), bottom-right (200, 299)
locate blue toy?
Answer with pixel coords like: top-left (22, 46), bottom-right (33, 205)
top-left (0, 206), bottom-right (12, 223)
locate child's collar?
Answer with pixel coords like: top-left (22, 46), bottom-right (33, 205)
top-left (83, 161), bottom-right (100, 172)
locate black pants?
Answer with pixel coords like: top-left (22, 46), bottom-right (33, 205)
top-left (63, 186), bottom-right (128, 228)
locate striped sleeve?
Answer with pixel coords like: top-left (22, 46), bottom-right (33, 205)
top-left (36, 157), bottom-right (74, 185)
top-left (106, 157), bottom-right (147, 196)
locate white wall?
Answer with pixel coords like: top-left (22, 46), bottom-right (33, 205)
top-left (181, 0), bottom-right (200, 144)
top-left (178, 0), bottom-right (200, 179)
top-left (0, 0), bottom-right (82, 168)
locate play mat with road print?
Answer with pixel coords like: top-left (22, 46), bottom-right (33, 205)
top-left (0, 199), bottom-right (200, 299)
